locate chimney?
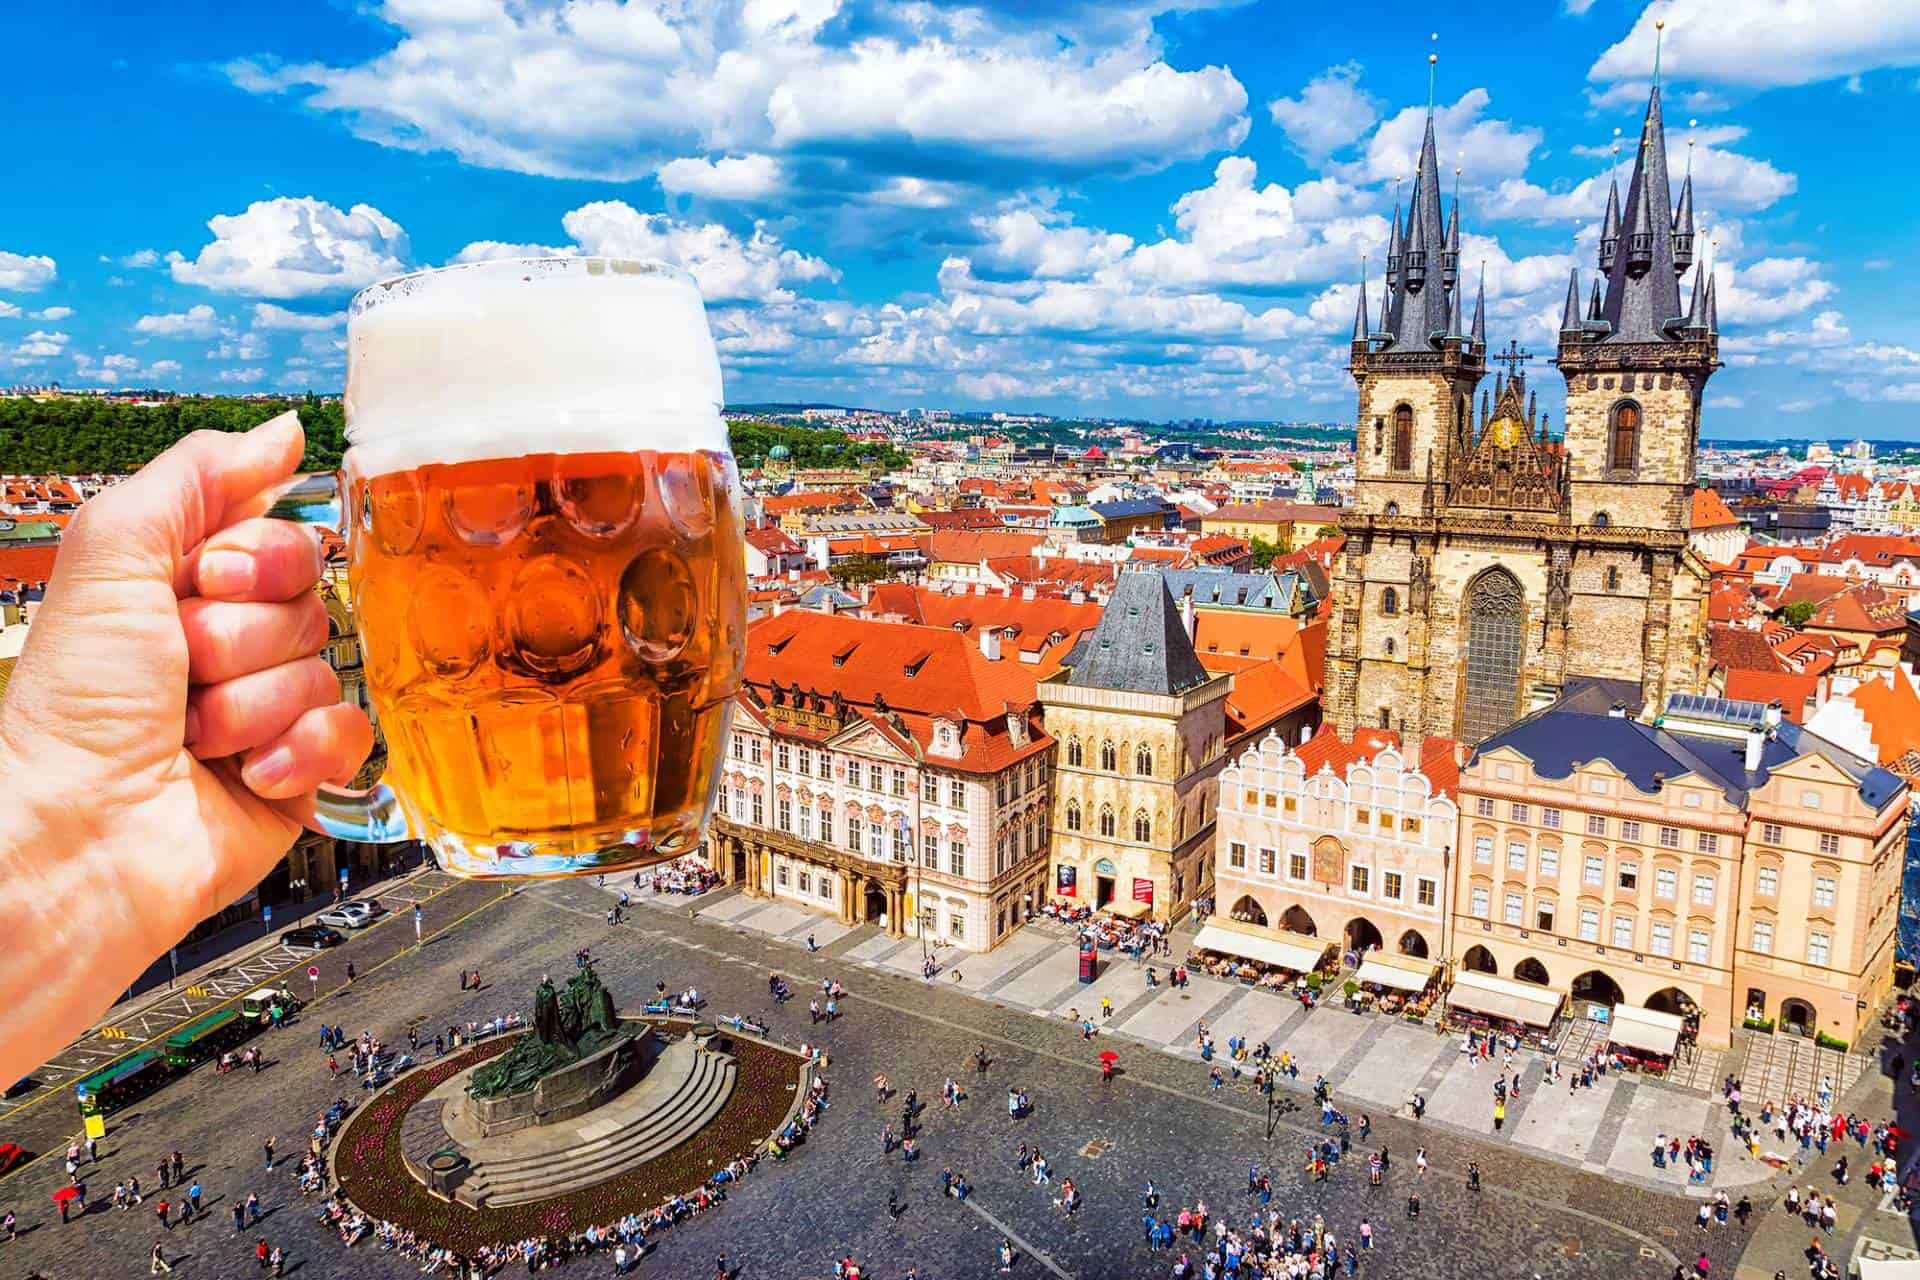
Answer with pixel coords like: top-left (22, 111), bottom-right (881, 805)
top-left (1177, 593), bottom-right (1196, 642)
top-left (979, 627), bottom-right (1002, 661)
top-left (1743, 729), bottom-right (1764, 773)
top-left (1608, 702), bottom-right (1626, 718)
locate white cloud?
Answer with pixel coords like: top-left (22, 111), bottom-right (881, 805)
top-left (36, 305), bottom-right (72, 321)
top-left (252, 302), bottom-right (342, 331)
top-left (864, 176), bottom-right (968, 209)
top-left (218, 367), bottom-right (269, 385)
top-left (230, 1), bottom-right (1248, 190)
top-left (172, 196), bottom-right (409, 298)
top-left (72, 352), bottom-right (141, 382)
top-left (0, 301), bottom-right (17, 319)
top-left (1346, 89), bottom-right (1541, 187)
top-left (119, 248), bottom-right (162, 268)
top-left (0, 251), bottom-right (57, 291)
top-left (454, 202), bottom-right (837, 303)
top-left (134, 304), bottom-right (220, 338)
top-left (969, 207), bottom-right (1135, 280)
top-left (1563, 0), bottom-right (1598, 13)
top-left (209, 332), bottom-right (271, 362)
top-left (15, 330), bottom-right (69, 358)
top-left (1590, 1), bottom-right (1920, 90)
top-left (147, 359), bottom-right (182, 378)
top-left (1266, 63), bottom-right (1380, 161)
top-left (1702, 256), bottom-right (1835, 325)
top-left (656, 154), bottom-right (784, 200)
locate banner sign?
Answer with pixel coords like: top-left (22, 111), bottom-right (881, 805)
top-left (1056, 864), bottom-right (1077, 897)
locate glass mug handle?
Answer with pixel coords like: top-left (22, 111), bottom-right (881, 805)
top-left (265, 471), bottom-right (412, 845)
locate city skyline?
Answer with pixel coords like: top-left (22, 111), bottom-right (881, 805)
top-left (3, 1), bottom-right (1917, 436)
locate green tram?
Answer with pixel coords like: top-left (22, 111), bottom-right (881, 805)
top-left (74, 1049), bottom-right (172, 1116)
top-left (163, 1008), bottom-right (254, 1067)
top-left (76, 1000), bottom-right (282, 1119)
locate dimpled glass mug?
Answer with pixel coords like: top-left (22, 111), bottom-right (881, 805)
top-left (270, 258), bottom-right (747, 878)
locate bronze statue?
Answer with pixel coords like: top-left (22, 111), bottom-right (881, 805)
top-left (468, 964), bottom-right (627, 1100)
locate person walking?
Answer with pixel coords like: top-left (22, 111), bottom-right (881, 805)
top-left (156, 1198), bottom-right (171, 1231)
top-left (998, 1238), bottom-right (1015, 1272)
top-left (187, 1180), bottom-right (202, 1216)
top-left (346, 961), bottom-right (356, 984)
top-left (232, 1203), bottom-right (245, 1233)
top-left (263, 1136), bottom-right (276, 1171)
top-left (150, 1242), bottom-right (174, 1274)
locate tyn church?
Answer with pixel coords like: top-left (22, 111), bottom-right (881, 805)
top-left (1326, 78), bottom-right (1719, 744)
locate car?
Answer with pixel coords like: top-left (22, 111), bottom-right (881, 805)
top-left (0, 1143), bottom-right (27, 1176)
top-left (4, 1077), bottom-right (35, 1100)
top-left (343, 898), bottom-right (389, 920)
top-left (280, 924), bottom-right (345, 952)
top-left (315, 904), bottom-right (376, 930)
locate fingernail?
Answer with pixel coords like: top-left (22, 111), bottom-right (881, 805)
top-left (200, 550), bottom-right (257, 596)
top-left (183, 706), bottom-right (201, 749)
top-left (245, 746), bottom-right (294, 790)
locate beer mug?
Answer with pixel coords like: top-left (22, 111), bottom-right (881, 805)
top-left (270, 257), bottom-right (746, 878)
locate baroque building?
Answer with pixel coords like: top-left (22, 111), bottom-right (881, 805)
top-left (1327, 79), bottom-right (1717, 744)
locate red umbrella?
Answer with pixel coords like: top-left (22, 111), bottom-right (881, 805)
top-left (1098, 1050), bottom-right (1120, 1064)
top-left (51, 1186), bottom-right (79, 1204)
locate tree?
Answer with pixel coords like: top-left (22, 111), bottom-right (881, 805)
top-left (1248, 537), bottom-right (1282, 571)
top-left (1781, 600), bottom-right (1818, 628)
top-left (828, 553), bottom-right (893, 589)
top-left (0, 397), bottom-right (346, 473)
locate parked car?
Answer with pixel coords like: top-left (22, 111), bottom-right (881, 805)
top-left (343, 898), bottom-right (389, 920)
top-left (281, 924), bottom-right (345, 951)
top-left (4, 1077), bottom-right (35, 1100)
top-left (0, 1143), bottom-right (27, 1175)
top-left (316, 904), bottom-right (376, 930)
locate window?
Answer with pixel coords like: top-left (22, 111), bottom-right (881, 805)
top-left (1474, 836), bottom-right (1493, 864)
top-left (797, 870), bottom-right (811, 894)
top-left (1351, 866), bottom-right (1371, 894)
top-left (1064, 801), bottom-right (1080, 832)
top-left (1807, 931), bottom-right (1830, 967)
top-left (1802, 790), bottom-right (1821, 810)
top-left (1620, 820), bottom-right (1642, 843)
top-left (921, 772), bottom-right (937, 803)
top-left (1653, 867), bottom-right (1676, 899)
top-left (1535, 901), bottom-right (1556, 931)
top-left (1756, 866), bottom-right (1779, 897)
top-left (1066, 737), bottom-right (1082, 767)
top-left (1503, 892), bottom-right (1523, 925)
top-left (1228, 841), bottom-right (1247, 870)
top-left (1392, 403), bottom-right (1413, 471)
top-left (1384, 638), bottom-right (1397, 658)
top-left (1751, 920), bottom-right (1773, 953)
top-left (798, 806), bottom-right (813, 840)
top-left (1538, 847), bottom-right (1559, 879)
top-left (1586, 814), bottom-right (1608, 837)
top-left (799, 747), bottom-right (813, 777)
top-left (1506, 841), bottom-right (1528, 871)
top-left (1383, 871), bottom-right (1403, 901)
top-left (1761, 822), bottom-right (1783, 845)
top-left (819, 809), bottom-right (833, 844)
top-left (950, 912), bottom-right (966, 940)
top-left (1617, 862), bottom-right (1638, 891)
top-left (1605, 566), bottom-right (1621, 593)
top-left (996, 777), bottom-right (1007, 806)
top-left (776, 743), bottom-right (791, 770)
top-left (1688, 929), bottom-right (1711, 964)
top-left (1098, 807), bottom-right (1116, 838)
top-left (731, 735), bottom-right (744, 760)
top-left (1611, 915), bottom-right (1635, 948)
top-left (1476, 797), bottom-right (1495, 818)
top-left (1813, 876), bottom-right (1837, 908)
top-left (1135, 745), bottom-right (1153, 776)
top-left (1133, 811), bottom-right (1152, 843)
top-left (868, 763), bottom-right (884, 792)
top-left (1470, 886), bottom-right (1490, 918)
top-left (819, 875), bottom-right (834, 902)
top-left (1658, 826), bottom-right (1681, 849)
top-left (1099, 740), bottom-right (1117, 771)
top-left (1259, 848), bottom-right (1277, 875)
top-left (1416, 878), bottom-right (1438, 907)
top-left (1541, 807), bottom-right (1562, 830)
top-left (950, 780), bottom-right (966, 807)
top-left (892, 769), bottom-right (907, 798)
top-left (1578, 908), bottom-right (1600, 942)
top-left (1381, 586), bottom-right (1399, 616)
top-left (1610, 401), bottom-right (1639, 471)
top-left (1510, 802), bottom-right (1530, 823)
top-left (1650, 921), bottom-right (1673, 957)
top-left (776, 798), bottom-right (792, 833)
top-left (1696, 832), bottom-right (1718, 855)
top-left (775, 862), bottom-right (790, 887)
top-left (750, 792), bottom-right (764, 826)
top-left (892, 824), bottom-right (909, 862)
top-left (1691, 874), bottom-right (1716, 907)
top-left (1818, 833), bottom-right (1840, 856)
top-left (922, 834), bottom-right (939, 868)
top-left (749, 737), bottom-right (762, 764)
top-left (844, 817), bottom-right (860, 852)
top-left (868, 821), bottom-right (884, 859)
top-left (1583, 854), bottom-right (1604, 886)
top-left (949, 841), bottom-right (967, 877)
top-left (1288, 853), bottom-right (1308, 881)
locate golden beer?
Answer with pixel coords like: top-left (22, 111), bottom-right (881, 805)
top-left (311, 256), bottom-right (746, 878)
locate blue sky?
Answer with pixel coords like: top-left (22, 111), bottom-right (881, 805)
top-left (3, 0), bottom-right (1918, 438)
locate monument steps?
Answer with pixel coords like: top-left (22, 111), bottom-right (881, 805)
top-left (460, 1046), bottom-right (738, 1207)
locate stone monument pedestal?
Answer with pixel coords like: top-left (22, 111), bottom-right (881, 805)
top-left (465, 1033), bottom-right (645, 1138)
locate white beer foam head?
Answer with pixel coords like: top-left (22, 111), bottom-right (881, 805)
top-left (345, 257), bottom-right (726, 477)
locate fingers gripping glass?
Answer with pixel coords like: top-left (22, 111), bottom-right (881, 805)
top-left (266, 258), bottom-right (747, 880)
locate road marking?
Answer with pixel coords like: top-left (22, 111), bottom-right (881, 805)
top-left (956, 1196), bottom-right (1075, 1280)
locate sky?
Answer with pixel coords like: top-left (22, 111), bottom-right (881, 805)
top-left (3, 0), bottom-right (1919, 439)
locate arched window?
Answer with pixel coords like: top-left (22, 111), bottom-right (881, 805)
top-left (1392, 404), bottom-right (1413, 471)
top-left (1594, 511), bottom-right (1611, 528)
top-left (1381, 586), bottom-right (1399, 616)
top-left (1134, 744), bottom-right (1153, 776)
top-left (1385, 637), bottom-right (1397, 657)
top-left (1133, 810), bottom-right (1152, 842)
top-left (1065, 736), bottom-right (1082, 767)
top-left (1610, 402), bottom-right (1639, 471)
top-left (1384, 501), bottom-right (1400, 517)
top-left (1098, 806), bottom-right (1116, 838)
top-left (1605, 566), bottom-right (1620, 592)
top-left (1065, 801), bottom-right (1081, 832)
top-left (1099, 739), bottom-right (1116, 771)
top-left (1373, 418), bottom-right (1384, 456)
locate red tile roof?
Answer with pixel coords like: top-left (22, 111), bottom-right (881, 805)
top-left (0, 545), bottom-right (59, 589)
top-left (1722, 670), bottom-right (1820, 723)
top-left (1690, 488), bottom-right (1741, 530)
top-left (1709, 625), bottom-right (1782, 673)
top-left (1288, 723), bottom-right (1461, 799)
top-left (920, 530), bottom-right (1045, 565)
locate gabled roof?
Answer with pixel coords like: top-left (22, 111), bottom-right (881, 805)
top-left (1709, 625), bottom-right (1782, 674)
top-left (919, 529), bottom-right (1044, 565)
top-left (1690, 488), bottom-right (1741, 530)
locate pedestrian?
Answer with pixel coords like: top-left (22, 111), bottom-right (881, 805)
top-left (998, 1237), bottom-right (1014, 1272)
top-left (256, 1238), bottom-right (269, 1269)
top-left (270, 1243), bottom-right (285, 1276)
top-left (4, 1210), bottom-right (16, 1241)
top-left (263, 1136), bottom-right (276, 1171)
top-left (150, 1242), bottom-right (173, 1274)
top-left (1101, 996), bottom-right (1112, 1020)
top-left (188, 1180), bottom-right (202, 1214)
top-left (157, 1198), bottom-right (171, 1230)
top-left (85, 1134), bottom-right (98, 1163)
top-left (233, 1203), bottom-right (245, 1233)
top-left (246, 1191), bottom-right (260, 1225)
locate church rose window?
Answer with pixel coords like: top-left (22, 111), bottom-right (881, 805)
top-left (1461, 569), bottom-right (1525, 744)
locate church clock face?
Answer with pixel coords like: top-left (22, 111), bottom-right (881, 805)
top-left (1490, 416), bottom-right (1519, 450)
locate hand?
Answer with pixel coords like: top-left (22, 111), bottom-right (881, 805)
top-left (0, 413), bottom-right (373, 1086)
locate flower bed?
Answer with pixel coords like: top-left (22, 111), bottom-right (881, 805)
top-left (331, 1022), bottom-right (803, 1253)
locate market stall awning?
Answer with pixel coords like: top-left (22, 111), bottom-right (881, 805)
top-left (1354, 954), bottom-right (1438, 993)
top-left (1606, 1004), bottom-right (1684, 1057)
top-left (1445, 970), bottom-right (1562, 1028)
top-left (1192, 921), bottom-right (1330, 972)
top-left (1105, 899), bottom-right (1151, 921)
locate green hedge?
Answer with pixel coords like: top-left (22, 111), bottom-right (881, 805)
top-left (1743, 1017), bottom-right (1774, 1033)
top-left (1815, 1031), bottom-right (1849, 1051)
